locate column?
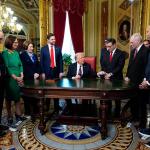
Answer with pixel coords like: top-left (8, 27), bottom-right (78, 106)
top-left (39, 0), bottom-right (48, 47)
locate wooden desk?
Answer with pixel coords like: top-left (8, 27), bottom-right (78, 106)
top-left (21, 78), bottom-right (137, 139)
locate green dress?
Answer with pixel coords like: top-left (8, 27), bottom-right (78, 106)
top-left (2, 49), bottom-right (23, 101)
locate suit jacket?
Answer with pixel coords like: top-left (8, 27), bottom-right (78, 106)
top-left (40, 45), bottom-right (63, 79)
top-left (126, 44), bottom-right (149, 85)
top-left (100, 48), bottom-right (125, 80)
top-left (20, 51), bottom-right (40, 80)
top-left (144, 52), bottom-right (150, 83)
top-left (67, 62), bottom-right (96, 78)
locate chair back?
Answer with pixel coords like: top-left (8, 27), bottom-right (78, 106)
top-left (84, 56), bottom-right (96, 71)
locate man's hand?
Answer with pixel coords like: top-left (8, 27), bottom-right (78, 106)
top-left (34, 73), bottom-right (39, 79)
top-left (124, 77), bottom-right (130, 82)
top-left (59, 72), bottom-right (64, 79)
top-left (97, 71), bottom-right (106, 77)
top-left (104, 73), bottom-right (112, 80)
top-left (41, 73), bottom-right (45, 80)
top-left (72, 75), bottom-right (81, 79)
top-left (139, 80), bottom-right (149, 89)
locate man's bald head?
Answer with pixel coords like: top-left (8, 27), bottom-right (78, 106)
top-left (0, 31), bottom-right (4, 44)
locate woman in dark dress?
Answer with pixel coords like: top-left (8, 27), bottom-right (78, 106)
top-left (20, 40), bottom-right (40, 116)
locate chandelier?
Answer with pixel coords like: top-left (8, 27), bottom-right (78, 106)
top-left (0, 0), bottom-right (23, 33)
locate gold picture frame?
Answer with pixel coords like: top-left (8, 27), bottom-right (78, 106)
top-left (118, 16), bottom-right (131, 45)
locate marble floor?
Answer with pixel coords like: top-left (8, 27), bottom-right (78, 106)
top-left (0, 99), bottom-right (149, 150)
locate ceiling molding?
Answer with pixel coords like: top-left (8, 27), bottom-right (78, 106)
top-left (6, 0), bottom-right (39, 23)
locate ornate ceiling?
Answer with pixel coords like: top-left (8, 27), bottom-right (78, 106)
top-left (6, 0), bottom-right (39, 24)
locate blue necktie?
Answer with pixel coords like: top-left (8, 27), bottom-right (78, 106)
top-left (31, 54), bottom-right (35, 63)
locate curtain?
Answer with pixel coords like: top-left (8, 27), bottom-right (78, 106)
top-left (53, 0), bottom-right (85, 52)
top-left (54, 9), bottom-right (66, 48)
top-left (68, 12), bottom-right (83, 53)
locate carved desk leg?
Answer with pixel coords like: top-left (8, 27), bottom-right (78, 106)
top-left (100, 100), bottom-right (108, 139)
top-left (38, 98), bottom-right (46, 134)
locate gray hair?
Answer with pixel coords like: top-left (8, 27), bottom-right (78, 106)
top-left (130, 33), bottom-right (142, 43)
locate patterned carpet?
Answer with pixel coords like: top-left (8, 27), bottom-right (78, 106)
top-left (0, 100), bottom-right (150, 150)
top-left (0, 119), bottom-right (147, 150)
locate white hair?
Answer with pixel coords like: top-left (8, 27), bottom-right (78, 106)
top-left (130, 33), bottom-right (142, 43)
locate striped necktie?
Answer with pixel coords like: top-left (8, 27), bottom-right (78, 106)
top-left (78, 65), bottom-right (82, 76)
top-left (133, 48), bottom-right (138, 59)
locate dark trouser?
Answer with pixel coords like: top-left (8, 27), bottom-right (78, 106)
top-left (45, 98), bottom-right (60, 112)
top-left (0, 79), bottom-right (4, 123)
top-left (123, 90), bottom-right (148, 128)
top-left (45, 68), bottom-right (60, 112)
top-left (23, 96), bottom-right (39, 115)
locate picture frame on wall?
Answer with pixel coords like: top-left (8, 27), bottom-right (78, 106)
top-left (118, 16), bottom-right (131, 45)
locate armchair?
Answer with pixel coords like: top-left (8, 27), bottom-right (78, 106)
top-left (84, 56), bottom-right (96, 72)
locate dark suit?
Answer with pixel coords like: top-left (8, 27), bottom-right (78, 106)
top-left (0, 53), bottom-right (5, 122)
top-left (20, 51), bottom-right (41, 115)
top-left (100, 48), bottom-right (125, 80)
top-left (40, 44), bottom-right (63, 111)
top-left (100, 48), bottom-right (125, 116)
top-left (126, 44), bottom-right (149, 125)
top-left (20, 51), bottom-right (40, 80)
top-left (67, 62), bottom-right (96, 78)
top-left (40, 45), bottom-right (63, 79)
top-left (145, 53), bottom-right (150, 83)
top-left (100, 48), bottom-right (109, 71)
top-left (127, 45), bottom-right (149, 86)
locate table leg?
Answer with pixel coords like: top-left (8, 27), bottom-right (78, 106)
top-left (120, 100), bottom-right (131, 127)
top-left (100, 100), bottom-right (108, 139)
top-left (38, 98), bottom-right (46, 134)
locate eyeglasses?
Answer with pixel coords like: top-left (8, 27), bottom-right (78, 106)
top-left (13, 42), bottom-right (18, 44)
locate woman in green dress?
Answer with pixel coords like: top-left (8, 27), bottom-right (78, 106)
top-left (2, 35), bottom-right (24, 124)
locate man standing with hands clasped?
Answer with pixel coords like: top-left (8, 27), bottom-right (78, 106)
top-left (137, 26), bottom-right (150, 148)
top-left (124, 33), bottom-right (149, 129)
top-left (40, 33), bottom-right (64, 113)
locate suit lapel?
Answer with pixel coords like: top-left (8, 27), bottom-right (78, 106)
top-left (25, 51), bottom-right (34, 63)
top-left (128, 46), bottom-right (143, 67)
top-left (75, 63), bottom-right (78, 75)
top-left (83, 63), bottom-right (87, 75)
top-left (111, 49), bottom-right (118, 63)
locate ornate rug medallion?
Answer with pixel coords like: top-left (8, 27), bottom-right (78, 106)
top-left (14, 120), bottom-right (139, 150)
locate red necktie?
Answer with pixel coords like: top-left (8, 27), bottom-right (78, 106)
top-left (109, 52), bottom-right (113, 62)
top-left (50, 46), bottom-right (55, 68)
top-left (133, 48), bottom-right (137, 59)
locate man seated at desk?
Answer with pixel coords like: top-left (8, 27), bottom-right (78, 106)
top-left (67, 52), bottom-right (96, 79)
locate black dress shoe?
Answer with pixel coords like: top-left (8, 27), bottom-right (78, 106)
top-left (0, 124), bottom-right (9, 137)
top-left (8, 117), bottom-right (13, 125)
top-left (145, 142), bottom-right (150, 148)
top-left (139, 128), bottom-right (150, 137)
top-left (0, 124), bottom-right (9, 131)
top-left (15, 114), bottom-right (27, 122)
